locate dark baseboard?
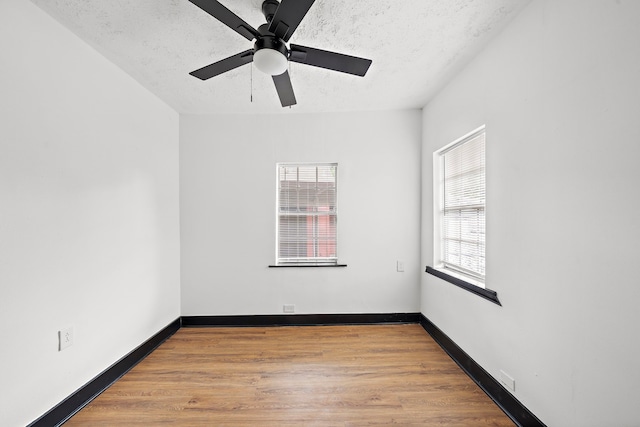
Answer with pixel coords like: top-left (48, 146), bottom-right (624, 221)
top-left (419, 314), bottom-right (545, 427)
top-left (182, 312), bottom-right (421, 327)
top-left (28, 318), bottom-right (181, 427)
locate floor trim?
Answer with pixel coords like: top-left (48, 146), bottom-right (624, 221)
top-left (181, 312), bottom-right (421, 327)
top-left (419, 314), bottom-right (546, 427)
top-left (27, 318), bottom-right (181, 427)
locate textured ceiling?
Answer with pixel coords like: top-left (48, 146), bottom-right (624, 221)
top-left (31, 0), bottom-right (531, 114)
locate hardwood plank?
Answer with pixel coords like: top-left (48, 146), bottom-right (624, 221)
top-left (64, 325), bottom-right (514, 426)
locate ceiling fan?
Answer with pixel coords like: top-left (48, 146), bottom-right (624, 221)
top-left (188, 0), bottom-right (373, 107)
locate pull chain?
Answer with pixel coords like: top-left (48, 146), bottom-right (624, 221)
top-left (250, 63), bottom-right (253, 103)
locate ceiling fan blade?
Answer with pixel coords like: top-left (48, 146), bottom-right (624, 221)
top-left (272, 70), bottom-right (297, 107)
top-left (189, 0), bottom-right (259, 41)
top-left (267, 0), bottom-right (315, 42)
top-left (289, 44), bottom-right (372, 76)
top-left (190, 50), bottom-right (254, 80)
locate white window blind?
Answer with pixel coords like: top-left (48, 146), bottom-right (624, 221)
top-left (439, 128), bottom-right (485, 281)
top-left (277, 163), bottom-right (337, 264)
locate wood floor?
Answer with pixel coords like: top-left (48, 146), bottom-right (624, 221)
top-left (65, 324), bottom-right (514, 426)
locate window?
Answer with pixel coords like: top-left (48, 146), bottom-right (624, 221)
top-left (437, 127), bottom-right (486, 283)
top-left (276, 163), bottom-right (338, 265)
top-left (428, 126), bottom-right (498, 305)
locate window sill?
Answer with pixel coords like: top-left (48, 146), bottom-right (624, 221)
top-left (269, 263), bottom-right (347, 268)
top-left (425, 266), bottom-right (501, 306)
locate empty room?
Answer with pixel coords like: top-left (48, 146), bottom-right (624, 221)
top-left (2, 0), bottom-right (639, 426)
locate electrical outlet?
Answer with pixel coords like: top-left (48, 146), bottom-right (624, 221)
top-left (283, 304), bottom-right (295, 313)
top-left (396, 260), bottom-right (405, 272)
top-left (58, 326), bottom-right (74, 351)
top-left (500, 370), bottom-right (515, 392)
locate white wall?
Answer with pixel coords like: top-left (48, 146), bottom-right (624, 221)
top-left (421, 1), bottom-right (640, 426)
top-left (180, 111), bottom-right (421, 316)
top-left (0, 2), bottom-right (181, 426)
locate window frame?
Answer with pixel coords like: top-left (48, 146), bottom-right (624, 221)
top-left (428, 126), bottom-right (500, 305)
top-left (273, 162), bottom-right (343, 267)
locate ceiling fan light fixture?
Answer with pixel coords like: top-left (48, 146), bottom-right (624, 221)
top-left (254, 48), bottom-right (288, 76)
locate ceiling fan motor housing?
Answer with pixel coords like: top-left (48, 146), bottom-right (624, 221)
top-left (255, 26), bottom-right (288, 54)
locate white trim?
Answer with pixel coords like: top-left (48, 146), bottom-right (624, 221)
top-left (435, 125), bottom-right (486, 156)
